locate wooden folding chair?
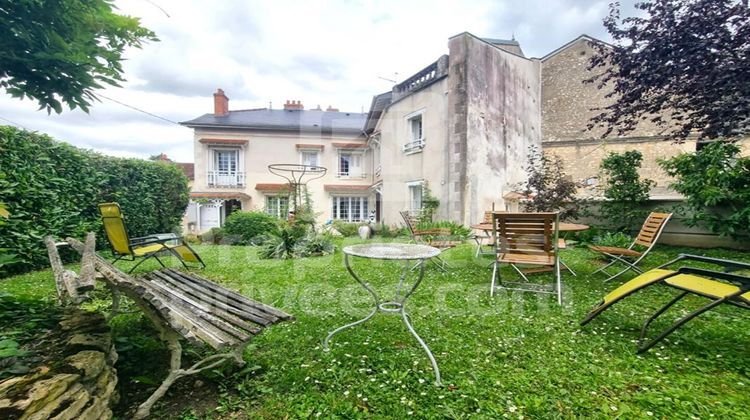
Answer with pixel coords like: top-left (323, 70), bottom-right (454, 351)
top-left (590, 212), bottom-right (672, 282)
top-left (490, 212), bottom-right (563, 305)
top-left (400, 210), bottom-right (460, 271)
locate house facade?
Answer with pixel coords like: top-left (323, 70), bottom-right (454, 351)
top-left (180, 91), bottom-right (369, 231)
top-left (181, 32), bottom-right (748, 232)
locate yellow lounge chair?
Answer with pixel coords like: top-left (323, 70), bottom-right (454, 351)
top-left (99, 202), bottom-right (205, 273)
top-left (581, 254), bottom-right (750, 353)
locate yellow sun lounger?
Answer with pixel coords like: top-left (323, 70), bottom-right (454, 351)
top-left (99, 202), bottom-right (205, 273)
top-left (581, 254), bottom-right (750, 353)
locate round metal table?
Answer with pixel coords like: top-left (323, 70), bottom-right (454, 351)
top-left (324, 243), bottom-right (443, 386)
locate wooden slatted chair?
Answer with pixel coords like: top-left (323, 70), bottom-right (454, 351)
top-left (400, 210), bottom-right (461, 271)
top-left (590, 212), bottom-right (672, 282)
top-left (491, 212), bottom-right (563, 305)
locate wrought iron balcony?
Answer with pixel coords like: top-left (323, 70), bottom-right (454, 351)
top-left (402, 139), bottom-right (425, 154)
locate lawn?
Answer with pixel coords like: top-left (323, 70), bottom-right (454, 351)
top-left (1, 239), bottom-right (749, 418)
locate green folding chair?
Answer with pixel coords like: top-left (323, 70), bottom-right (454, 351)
top-left (98, 202), bottom-right (205, 273)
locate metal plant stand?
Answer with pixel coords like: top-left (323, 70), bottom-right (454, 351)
top-left (324, 243), bottom-right (443, 386)
top-left (268, 164), bottom-right (326, 212)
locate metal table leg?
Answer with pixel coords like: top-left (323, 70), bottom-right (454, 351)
top-left (324, 254), bottom-right (442, 386)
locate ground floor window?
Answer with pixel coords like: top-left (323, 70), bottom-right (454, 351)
top-left (332, 196), bottom-right (368, 222)
top-left (408, 182), bottom-right (423, 210)
top-left (265, 195), bottom-right (289, 218)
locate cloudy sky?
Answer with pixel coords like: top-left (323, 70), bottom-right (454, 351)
top-left (0, 0), bottom-right (638, 162)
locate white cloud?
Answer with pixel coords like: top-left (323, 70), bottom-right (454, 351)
top-left (0, 0), bottom-right (638, 163)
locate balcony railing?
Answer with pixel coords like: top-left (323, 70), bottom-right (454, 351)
top-left (207, 170), bottom-right (245, 187)
top-left (375, 164), bottom-right (382, 178)
top-left (336, 171), bottom-right (367, 178)
top-left (402, 139), bottom-right (425, 154)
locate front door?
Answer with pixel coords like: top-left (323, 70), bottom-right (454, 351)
top-left (199, 202), bottom-right (221, 230)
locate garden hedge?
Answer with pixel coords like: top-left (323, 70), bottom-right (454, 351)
top-left (0, 126), bottom-right (189, 276)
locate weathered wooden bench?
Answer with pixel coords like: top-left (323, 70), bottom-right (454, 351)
top-left (46, 234), bottom-right (293, 419)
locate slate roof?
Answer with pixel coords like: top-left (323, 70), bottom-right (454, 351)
top-left (181, 108), bottom-right (367, 136)
top-left (364, 91), bottom-right (393, 134)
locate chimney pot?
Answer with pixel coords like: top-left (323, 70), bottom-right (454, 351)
top-left (284, 99), bottom-right (304, 110)
top-left (213, 88), bottom-right (229, 116)
top-left (326, 105), bottom-right (339, 112)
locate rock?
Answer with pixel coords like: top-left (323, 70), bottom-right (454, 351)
top-left (67, 334), bottom-right (111, 354)
top-left (194, 380), bottom-right (204, 388)
top-left (358, 225), bottom-right (372, 239)
top-left (28, 383), bottom-right (88, 420)
top-left (77, 397), bottom-right (109, 420)
top-left (63, 351), bottom-right (106, 381)
top-left (94, 369), bottom-right (118, 404)
top-left (11, 374), bottom-right (79, 414)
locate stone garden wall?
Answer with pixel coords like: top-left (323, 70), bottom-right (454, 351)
top-left (0, 309), bottom-right (118, 419)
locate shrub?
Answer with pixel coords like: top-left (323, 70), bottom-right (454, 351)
top-left (520, 146), bottom-right (585, 220)
top-left (222, 211), bottom-right (278, 245)
top-left (415, 220), bottom-right (471, 239)
top-left (331, 220), bottom-right (364, 237)
top-left (198, 228), bottom-right (226, 245)
top-left (372, 223), bottom-right (407, 238)
top-left (600, 151), bottom-right (655, 231)
top-left (257, 221), bottom-right (306, 259)
top-left (659, 141), bottom-right (750, 239)
top-left (420, 181), bottom-right (440, 223)
top-left (0, 126), bottom-right (189, 276)
top-left (593, 231), bottom-right (633, 249)
top-left (294, 234), bottom-right (335, 257)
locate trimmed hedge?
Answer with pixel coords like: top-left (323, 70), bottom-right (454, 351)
top-left (0, 126), bottom-right (189, 276)
top-left (222, 211), bottom-right (279, 245)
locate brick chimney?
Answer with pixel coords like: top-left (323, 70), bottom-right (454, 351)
top-left (283, 100), bottom-right (304, 110)
top-left (326, 105), bottom-right (339, 112)
top-left (213, 88), bottom-right (229, 116)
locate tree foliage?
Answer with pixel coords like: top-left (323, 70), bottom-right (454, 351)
top-left (0, 0), bottom-right (157, 113)
top-left (520, 146), bottom-right (584, 220)
top-left (659, 141), bottom-right (750, 239)
top-left (599, 150), bottom-right (655, 231)
top-left (0, 126), bottom-right (189, 276)
top-left (588, 0), bottom-right (750, 141)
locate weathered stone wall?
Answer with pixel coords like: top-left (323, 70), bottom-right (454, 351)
top-left (449, 33), bottom-right (542, 225)
top-left (541, 36), bottom-right (750, 186)
top-left (0, 309), bottom-right (118, 419)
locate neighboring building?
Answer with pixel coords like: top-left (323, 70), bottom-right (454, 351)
top-left (180, 90), bottom-right (368, 231)
top-left (540, 34), bottom-right (749, 193)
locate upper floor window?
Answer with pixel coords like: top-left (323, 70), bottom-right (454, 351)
top-left (300, 150), bottom-right (319, 167)
top-left (208, 147), bottom-right (245, 187)
top-left (403, 110), bottom-right (425, 154)
top-left (338, 152), bottom-right (363, 177)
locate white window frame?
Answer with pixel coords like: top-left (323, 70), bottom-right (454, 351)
top-left (299, 149), bottom-right (320, 167)
top-left (406, 180), bottom-right (424, 211)
top-left (337, 150), bottom-right (365, 178)
top-left (207, 146), bottom-right (245, 187)
top-left (331, 196), bottom-right (369, 222)
top-left (265, 195), bottom-right (289, 219)
top-left (403, 109), bottom-right (425, 154)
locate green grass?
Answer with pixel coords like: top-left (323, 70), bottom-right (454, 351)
top-left (2, 239), bottom-right (749, 418)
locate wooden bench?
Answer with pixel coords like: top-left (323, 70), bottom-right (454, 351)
top-left (46, 234), bottom-right (293, 419)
